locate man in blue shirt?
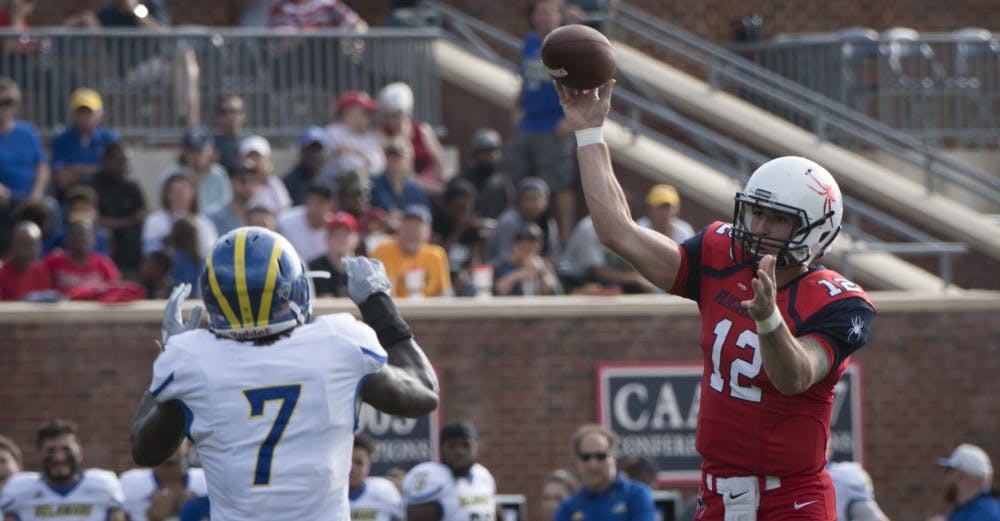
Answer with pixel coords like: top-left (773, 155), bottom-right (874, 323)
top-left (932, 444), bottom-right (1000, 521)
top-left (508, 0), bottom-right (577, 244)
top-left (50, 88), bottom-right (119, 205)
top-left (554, 424), bottom-right (656, 521)
top-left (0, 77), bottom-right (49, 253)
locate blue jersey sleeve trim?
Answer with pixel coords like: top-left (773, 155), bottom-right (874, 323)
top-left (406, 484), bottom-right (445, 504)
top-left (177, 399), bottom-right (195, 440)
top-left (353, 374), bottom-right (373, 430)
top-left (150, 372), bottom-right (176, 397)
top-left (361, 346), bottom-right (388, 364)
top-left (1, 498), bottom-right (15, 510)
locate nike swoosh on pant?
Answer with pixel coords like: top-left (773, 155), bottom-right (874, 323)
top-left (793, 500), bottom-right (818, 510)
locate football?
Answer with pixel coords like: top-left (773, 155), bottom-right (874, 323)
top-left (540, 24), bottom-right (616, 90)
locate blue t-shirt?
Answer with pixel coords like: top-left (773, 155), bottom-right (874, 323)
top-left (171, 251), bottom-right (204, 297)
top-left (0, 120), bottom-right (46, 200)
top-left (50, 126), bottom-right (119, 173)
top-left (554, 476), bottom-right (656, 521)
top-left (949, 490), bottom-right (1000, 521)
top-left (518, 32), bottom-right (565, 133)
top-left (179, 496), bottom-right (210, 521)
top-left (370, 174), bottom-right (430, 213)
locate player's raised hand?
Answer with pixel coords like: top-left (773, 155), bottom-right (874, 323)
top-left (741, 254), bottom-right (778, 321)
top-left (555, 79), bottom-right (615, 131)
top-left (160, 283), bottom-right (204, 350)
top-left (343, 256), bottom-right (392, 305)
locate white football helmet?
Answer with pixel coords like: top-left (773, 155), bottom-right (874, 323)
top-left (732, 156), bottom-right (843, 268)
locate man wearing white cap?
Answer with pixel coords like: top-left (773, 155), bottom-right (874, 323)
top-left (929, 444), bottom-right (1000, 521)
top-left (241, 135), bottom-right (292, 214)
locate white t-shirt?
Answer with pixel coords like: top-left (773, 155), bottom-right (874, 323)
top-left (1, 469), bottom-right (125, 521)
top-left (277, 206), bottom-right (327, 263)
top-left (119, 468), bottom-right (208, 521)
top-left (350, 476), bottom-right (404, 521)
top-left (402, 462), bottom-right (497, 521)
top-left (249, 175), bottom-right (293, 215)
top-left (325, 123), bottom-right (386, 177)
top-left (828, 461), bottom-right (876, 521)
top-left (141, 210), bottom-right (219, 256)
top-left (148, 313), bottom-right (387, 521)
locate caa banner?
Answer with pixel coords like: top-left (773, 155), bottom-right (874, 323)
top-left (596, 362), bottom-right (862, 485)
top-left (357, 404), bottom-right (439, 476)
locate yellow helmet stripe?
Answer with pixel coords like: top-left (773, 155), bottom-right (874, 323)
top-left (206, 250), bottom-right (240, 328)
top-left (234, 229), bottom-right (254, 327)
top-left (256, 240), bottom-right (284, 326)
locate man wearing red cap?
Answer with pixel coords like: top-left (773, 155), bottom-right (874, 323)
top-left (325, 90), bottom-right (384, 180)
top-left (309, 211), bottom-right (361, 297)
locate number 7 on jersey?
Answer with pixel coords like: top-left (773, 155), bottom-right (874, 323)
top-left (243, 384), bottom-right (302, 486)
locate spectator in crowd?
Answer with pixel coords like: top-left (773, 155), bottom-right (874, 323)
top-left (350, 435), bottom-right (405, 521)
top-left (142, 173), bottom-right (217, 256)
top-left (540, 469), bottom-right (579, 521)
top-left (241, 135), bottom-right (292, 214)
top-left (158, 127), bottom-right (232, 216)
top-left (620, 455), bottom-right (659, 489)
top-left (325, 90), bottom-right (384, 181)
top-left (377, 82), bottom-right (452, 196)
top-left (278, 183), bottom-right (335, 263)
top-left (208, 162), bottom-right (261, 236)
top-left (432, 179), bottom-right (493, 296)
top-left (554, 424), bottom-right (656, 521)
top-left (165, 217), bottom-right (204, 297)
top-left (283, 126), bottom-right (330, 206)
top-left (486, 177), bottom-right (560, 265)
top-left (493, 222), bottom-right (561, 296)
top-left (50, 87), bottom-right (119, 206)
top-left (138, 250), bottom-right (172, 299)
top-left (458, 128), bottom-right (514, 220)
top-left (0, 76), bottom-right (49, 254)
top-left (0, 0), bottom-right (30, 33)
top-left (928, 443), bottom-right (1000, 521)
top-left (309, 211), bottom-right (359, 298)
top-left (337, 168), bottom-right (389, 254)
top-left (43, 218), bottom-right (121, 297)
top-left (120, 440), bottom-right (207, 521)
top-left (0, 419), bottom-right (126, 520)
top-left (0, 434), bottom-right (22, 493)
top-left (559, 215), bottom-right (657, 294)
top-left (636, 184), bottom-right (695, 243)
top-left (213, 93), bottom-right (248, 176)
top-left (371, 204), bottom-right (451, 298)
top-left (371, 139), bottom-right (431, 217)
top-left (403, 421), bottom-right (499, 521)
top-left (65, 0), bottom-right (170, 30)
top-left (247, 205), bottom-right (278, 231)
top-left (89, 142), bottom-right (147, 273)
top-left (268, 0), bottom-right (367, 30)
top-left (0, 220), bottom-right (50, 301)
top-left (510, 0), bottom-right (576, 243)
top-left (42, 184), bottom-right (111, 256)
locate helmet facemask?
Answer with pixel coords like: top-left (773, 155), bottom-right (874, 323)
top-left (731, 192), bottom-right (839, 270)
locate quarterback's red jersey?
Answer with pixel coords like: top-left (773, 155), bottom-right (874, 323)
top-left (670, 222), bottom-right (875, 477)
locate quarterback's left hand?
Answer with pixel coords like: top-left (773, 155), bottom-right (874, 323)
top-left (160, 283), bottom-right (203, 350)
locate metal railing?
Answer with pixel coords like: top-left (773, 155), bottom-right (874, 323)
top-left (608, 3), bottom-right (1000, 210)
top-left (418, 1), bottom-right (965, 286)
top-left (736, 29), bottom-right (1000, 146)
top-left (0, 27), bottom-right (442, 143)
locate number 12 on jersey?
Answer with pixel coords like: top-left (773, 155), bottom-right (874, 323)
top-left (243, 384), bottom-right (302, 486)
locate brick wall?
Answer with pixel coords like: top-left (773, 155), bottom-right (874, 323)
top-left (1, 295), bottom-right (998, 520)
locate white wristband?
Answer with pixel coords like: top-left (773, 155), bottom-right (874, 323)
top-left (755, 308), bottom-right (784, 335)
top-left (575, 127), bottom-right (604, 147)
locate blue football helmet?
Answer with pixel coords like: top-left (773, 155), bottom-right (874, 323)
top-left (200, 227), bottom-right (312, 340)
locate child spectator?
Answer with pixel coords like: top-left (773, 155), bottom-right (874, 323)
top-left (138, 250), bottom-right (172, 299)
top-left (493, 222), bottom-right (561, 296)
top-left (43, 219), bottom-right (120, 297)
top-left (142, 173), bottom-right (217, 256)
top-left (166, 217), bottom-right (203, 298)
top-left (0, 220), bottom-right (51, 300)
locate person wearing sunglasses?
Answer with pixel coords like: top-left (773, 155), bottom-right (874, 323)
top-left (554, 424), bottom-right (656, 521)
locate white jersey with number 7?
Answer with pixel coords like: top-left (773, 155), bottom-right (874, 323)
top-left (148, 313), bottom-right (387, 521)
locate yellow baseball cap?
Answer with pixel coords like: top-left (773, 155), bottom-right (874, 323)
top-left (69, 88), bottom-right (103, 111)
top-left (646, 184), bottom-right (680, 207)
